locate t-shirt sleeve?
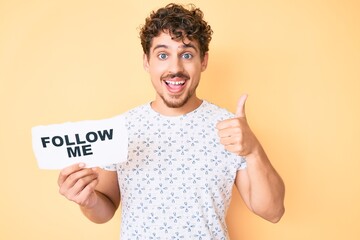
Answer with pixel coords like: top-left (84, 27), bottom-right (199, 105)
top-left (237, 156), bottom-right (247, 170)
top-left (101, 163), bottom-right (117, 171)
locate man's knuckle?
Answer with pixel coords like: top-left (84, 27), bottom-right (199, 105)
top-left (58, 187), bottom-right (65, 196)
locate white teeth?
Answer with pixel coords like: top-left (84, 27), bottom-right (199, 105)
top-left (165, 81), bottom-right (185, 85)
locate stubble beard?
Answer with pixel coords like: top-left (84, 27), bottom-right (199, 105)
top-left (160, 81), bottom-right (199, 108)
top-left (161, 93), bottom-right (191, 108)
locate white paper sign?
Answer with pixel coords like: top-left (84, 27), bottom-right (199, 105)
top-left (32, 116), bottom-right (128, 169)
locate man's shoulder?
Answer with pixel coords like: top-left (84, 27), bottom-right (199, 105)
top-left (201, 100), bottom-right (235, 119)
top-left (123, 103), bottom-right (152, 117)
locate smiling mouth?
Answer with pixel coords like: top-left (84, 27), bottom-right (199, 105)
top-left (161, 72), bottom-right (189, 93)
top-left (165, 80), bottom-right (186, 86)
top-left (163, 79), bottom-right (187, 93)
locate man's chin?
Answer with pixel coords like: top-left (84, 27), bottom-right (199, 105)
top-left (164, 100), bottom-right (186, 108)
top-left (162, 96), bottom-right (189, 108)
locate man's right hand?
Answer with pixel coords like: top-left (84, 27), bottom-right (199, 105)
top-left (58, 163), bottom-right (99, 209)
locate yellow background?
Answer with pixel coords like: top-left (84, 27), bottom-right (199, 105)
top-left (1, 0), bottom-right (359, 239)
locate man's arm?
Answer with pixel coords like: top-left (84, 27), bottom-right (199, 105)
top-left (235, 146), bottom-right (285, 223)
top-left (217, 95), bottom-right (285, 222)
top-left (58, 163), bottom-right (120, 224)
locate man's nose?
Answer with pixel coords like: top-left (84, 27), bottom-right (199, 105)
top-left (168, 56), bottom-right (184, 73)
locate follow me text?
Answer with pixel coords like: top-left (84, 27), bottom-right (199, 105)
top-left (40, 129), bottom-right (113, 158)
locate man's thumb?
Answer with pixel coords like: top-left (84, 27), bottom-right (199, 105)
top-left (235, 94), bottom-right (248, 118)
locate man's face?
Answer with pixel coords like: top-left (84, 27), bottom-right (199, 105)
top-left (143, 31), bottom-right (208, 112)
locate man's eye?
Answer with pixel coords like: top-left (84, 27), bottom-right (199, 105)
top-left (182, 53), bottom-right (193, 59)
top-left (158, 53), bottom-right (168, 60)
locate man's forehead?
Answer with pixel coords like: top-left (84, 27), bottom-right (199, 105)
top-left (150, 32), bottom-right (200, 52)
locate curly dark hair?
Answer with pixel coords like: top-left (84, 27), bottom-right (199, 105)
top-left (139, 3), bottom-right (213, 59)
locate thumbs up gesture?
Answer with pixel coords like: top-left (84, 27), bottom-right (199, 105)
top-left (216, 94), bottom-right (260, 156)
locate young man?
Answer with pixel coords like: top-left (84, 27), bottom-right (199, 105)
top-left (58, 3), bottom-right (285, 239)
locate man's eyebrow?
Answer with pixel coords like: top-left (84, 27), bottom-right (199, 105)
top-left (152, 44), bottom-right (168, 52)
top-left (181, 43), bottom-right (198, 52)
top-left (152, 43), bottom-right (199, 52)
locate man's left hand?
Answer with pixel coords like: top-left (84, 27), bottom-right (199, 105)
top-left (216, 94), bottom-right (260, 156)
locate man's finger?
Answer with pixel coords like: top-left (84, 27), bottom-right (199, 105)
top-left (58, 163), bottom-right (86, 187)
top-left (235, 94), bottom-right (248, 118)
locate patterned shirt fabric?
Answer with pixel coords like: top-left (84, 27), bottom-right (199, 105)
top-left (105, 100), bottom-right (247, 240)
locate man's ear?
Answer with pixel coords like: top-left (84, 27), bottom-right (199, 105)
top-left (201, 52), bottom-right (209, 72)
top-left (143, 53), bottom-right (150, 72)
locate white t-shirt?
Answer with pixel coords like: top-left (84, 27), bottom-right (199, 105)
top-left (105, 100), bottom-right (246, 240)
